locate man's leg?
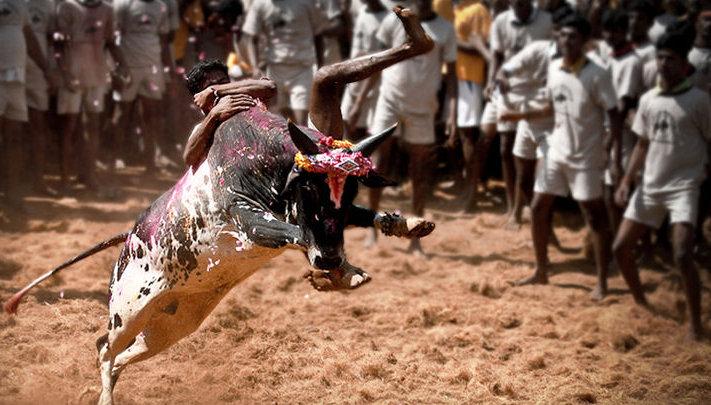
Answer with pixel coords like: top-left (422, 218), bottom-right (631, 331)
top-left (1, 117), bottom-right (26, 207)
top-left (579, 198), bottom-right (613, 300)
top-left (309, 6), bottom-right (434, 138)
top-left (59, 113), bottom-right (79, 192)
top-left (500, 130), bottom-right (516, 215)
top-left (80, 112), bottom-right (101, 189)
top-left (407, 143), bottom-right (434, 254)
top-left (612, 218), bottom-right (650, 304)
top-left (367, 136), bottom-right (397, 246)
top-left (27, 107), bottom-right (52, 194)
top-left (604, 184), bottom-right (623, 234)
top-left (466, 120), bottom-right (496, 211)
top-left (509, 156), bottom-right (536, 228)
top-left (514, 192), bottom-right (556, 285)
top-left (140, 96), bottom-right (163, 171)
top-left (671, 222), bottom-right (704, 340)
top-left (459, 126), bottom-right (478, 195)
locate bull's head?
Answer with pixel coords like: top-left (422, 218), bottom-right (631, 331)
top-left (282, 121), bottom-right (396, 270)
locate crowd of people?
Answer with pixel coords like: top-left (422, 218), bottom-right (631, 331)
top-left (1, 0), bottom-right (710, 340)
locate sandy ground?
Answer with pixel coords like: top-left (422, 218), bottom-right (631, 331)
top-left (1, 169), bottom-right (710, 405)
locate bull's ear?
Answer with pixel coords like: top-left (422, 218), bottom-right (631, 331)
top-left (358, 172), bottom-right (398, 188)
top-left (280, 167), bottom-right (301, 197)
top-left (287, 120), bottom-right (320, 155)
top-left (350, 123), bottom-right (397, 156)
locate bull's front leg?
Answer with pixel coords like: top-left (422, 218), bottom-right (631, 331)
top-left (229, 204), bottom-right (305, 249)
top-left (348, 205), bottom-right (435, 238)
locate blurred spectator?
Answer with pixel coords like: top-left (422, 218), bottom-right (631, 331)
top-left (241, 0), bottom-right (328, 125)
top-left (56, 0), bottom-right (123, 192)
top-left (0, 0), bottom-right (52, 208)
top-left (112, 0), bottom-right (174, 172)
top-left (367, 0), bottom-right (457, 255)
top-left (341, 0), bottom-right (388, 140)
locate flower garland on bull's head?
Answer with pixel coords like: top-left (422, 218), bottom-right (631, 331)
top-left (285, 121), bottom-right (397, 208)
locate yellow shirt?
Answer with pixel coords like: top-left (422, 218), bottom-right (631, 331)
top-left (433, 0), bottom-right (454, 22)
top-left (454, 0), bottom-right (491, 85)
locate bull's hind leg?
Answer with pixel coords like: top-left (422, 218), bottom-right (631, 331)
top-left (97, 284), bottom-right (171, 405)
top-left (108, 290), bottom-right (228, 384)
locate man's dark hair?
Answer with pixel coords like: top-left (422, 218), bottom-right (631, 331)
top-left (656, 20), bottom-right (696, 57)
top-left (628, 0), bottom-right (657, 18)
top-left (552, 5), bottom-right (574, 25)
top-left (559, 13), bottom-right (592, 38)
top-left (186, 59), bottom-right (228, 95)
top-left (602, 9), bottom-right (630, 31)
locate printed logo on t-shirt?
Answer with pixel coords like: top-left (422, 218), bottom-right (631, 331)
top-left (552, 84), bottom-right (573, 108)
top-left (138, 13), bottom-right (153, 26)
top-left (650, 110), bottom-right (677, 144)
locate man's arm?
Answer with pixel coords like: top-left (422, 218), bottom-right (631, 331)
top-left (445, 62), bottom-right (458, 142)
top-left (192, 78), bottom-right (277, 112)
top-left (23, 25), bottom-right (50, 75)
top-left (241, 34), bottom-right (262, 76)
top-left (615, 136), bottom-right (649, 207)
top-left (605, 107), bottom-right (624, 184)
top-left (183, 95), bottom-right (257, 169)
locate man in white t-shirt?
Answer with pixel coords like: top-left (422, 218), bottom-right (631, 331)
top-left (473, 0), bottom-right (552, 215)
top-left (690, 9), bottom-right (711, 94)
top-left (600, 9), bottom-right (644, 232)
top-left (613, 28), bottom-right (711, 341)
top-left (628, 0), bottom-right (656, 65)
top-left (341, 0), bottom-right (388, 141)
top-left (241, 0), bottom-right (328, 126)
top-left (365, 0), bottom-right (457, 254)
top-left (0, 0), bottom-right (53, 207)
top-left (25, 0), bottom-right (55, 194)
top-left (495, 6), bottom-right (571, 228)
top-left (56, 0), bottom-right (128, 191)
top-left (514, 14), bottom-right (622, 302)
top-left (112, 0), bottom-right (173, 172)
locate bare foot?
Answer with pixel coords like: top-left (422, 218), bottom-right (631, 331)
top-left (512, 270), bottom-right (548, 286)
top-left (393, 6), bottom-right (434, 54)
top-left (364, 229), bottom-right (378, 248)
top-left (503, 214), bottom-right (522, 231)
top-left (590, 285), bottom-right (607, 301)
top-left (685, 325), bottom-right (705, 342)
top-left (407, 239), bottom-right (427, 259)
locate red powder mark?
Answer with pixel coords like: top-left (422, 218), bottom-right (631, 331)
top-left (327, 175), bottom-right (346, 209)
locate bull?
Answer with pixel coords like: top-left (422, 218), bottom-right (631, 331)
top-left (4, 102), bottom-right (434, 404)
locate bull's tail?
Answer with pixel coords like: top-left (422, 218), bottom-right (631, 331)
top-left (3, 232), bottom-right (130, 315)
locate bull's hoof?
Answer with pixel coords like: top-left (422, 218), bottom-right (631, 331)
top-left (375, 213), bottom-right (435, 239)
top-left (304, 262), bottom-right (371, 292)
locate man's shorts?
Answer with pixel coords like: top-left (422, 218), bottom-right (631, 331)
top-left (480, 92), bottom-right (517, 132)
top-left (457, 80), bottom-right (483, 128)
top-left (534, 157), bottom-right (604, 201)
top-left (57, 86), bottom-right (107, 115)
top-left (513, 117), bottom-right (552, 160)
top-left (25, 65), bottom-right (49, 112)
top-left (267, 63), bottom-right (312, 112)
top-left (370, 96), bottom-right (435, 145)
top-left (341, 82), bottom-right (377, 129)
top-left (113, 66), bottom-right (165, 102)
top-left (624, 188), bottom-right (699, 228)
top-left (0, 81), bottom-right (28, 122)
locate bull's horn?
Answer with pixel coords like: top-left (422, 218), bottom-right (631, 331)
top-left (350, 124), bottom-right (397, 156)
top-left (287, 120), bottom-right (320, 155)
